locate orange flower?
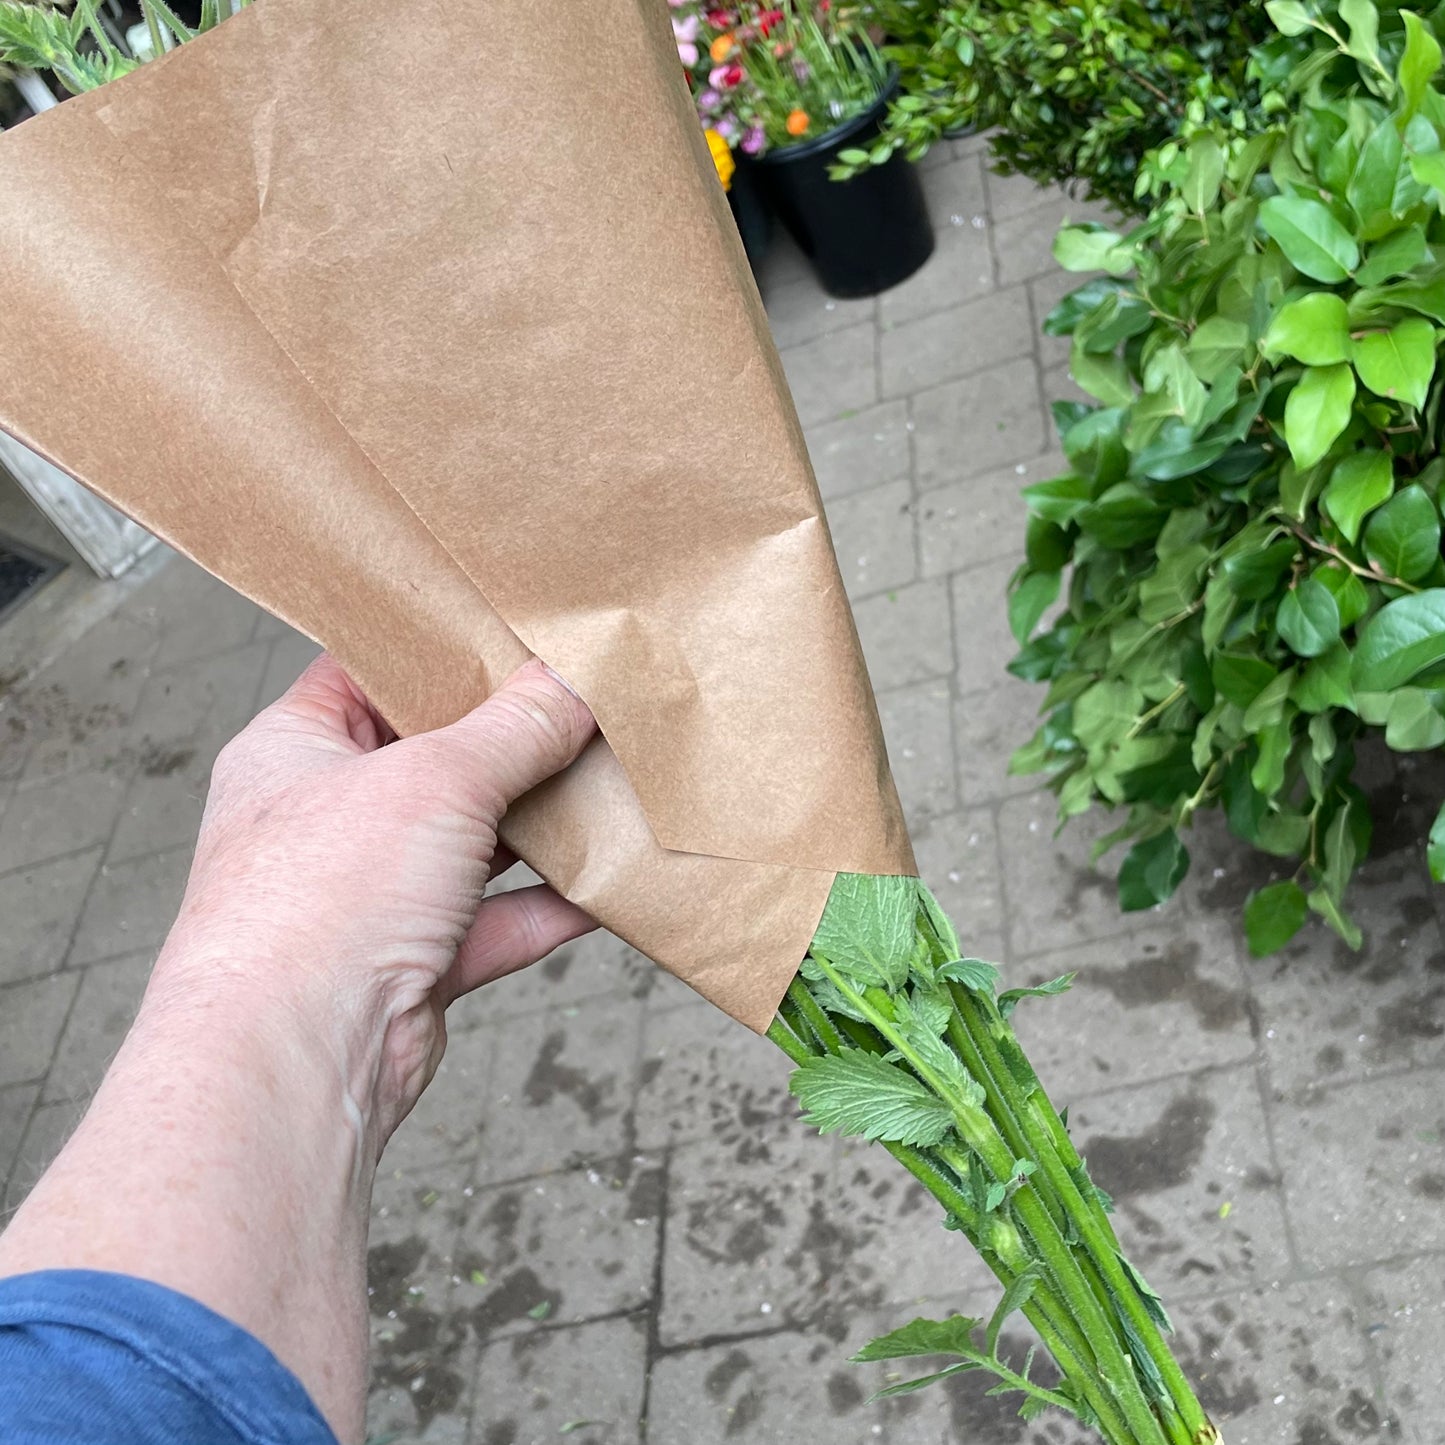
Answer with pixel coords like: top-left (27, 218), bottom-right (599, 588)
top-left (786, 108), bottom-right (810, 136)
top-left (710, 32), bottom-right (735, 61)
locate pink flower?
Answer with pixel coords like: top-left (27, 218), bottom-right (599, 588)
top-left (672, 12), bottom-right (700, 66)
top-left (741, 123), bottom-right (765, 155)
top-left (697, 86), bottom-right (722, 112)
top-left (715, 115), bottom-right (740, 141)
top-left (709, 62), bottom-right (745, 88)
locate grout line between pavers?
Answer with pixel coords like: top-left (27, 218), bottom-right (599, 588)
top-left (636, 1144), bottom-right (670, 1444)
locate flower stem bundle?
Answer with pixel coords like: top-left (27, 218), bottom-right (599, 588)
top-left (771, 874), bottom-right (1220, 1444)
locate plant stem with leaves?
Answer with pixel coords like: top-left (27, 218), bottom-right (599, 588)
top-left (772, 873), bottom-right (1220, 1445)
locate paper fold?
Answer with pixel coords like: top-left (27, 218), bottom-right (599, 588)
top-left (0, 0), bottom-right (914, 1030)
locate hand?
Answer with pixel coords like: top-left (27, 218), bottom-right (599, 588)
top-left (154, 652), bottom-right (598, 1152)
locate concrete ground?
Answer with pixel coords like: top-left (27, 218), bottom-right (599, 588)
top-left (2, 137), bottom-right (1443, 1445)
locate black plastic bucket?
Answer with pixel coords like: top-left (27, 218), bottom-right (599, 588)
top-left (753, 72), bottom-right (934, 298)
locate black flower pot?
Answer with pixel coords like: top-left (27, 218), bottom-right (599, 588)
top-left (727, 155), bottom-right (774, 272)
top-left (753, 71), bottom-right (934, 298)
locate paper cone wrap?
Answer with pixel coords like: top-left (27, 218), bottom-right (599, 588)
top-left (0, 0), bottom-right (914, 1029)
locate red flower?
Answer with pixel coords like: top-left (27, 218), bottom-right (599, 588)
top-left (758, 6), bottom-right (783, 34)
top-left (704, 8), bottom-right (735, 24)
top-left (715, 62), bottom-right (744, 87)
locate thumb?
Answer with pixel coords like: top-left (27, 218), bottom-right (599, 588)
top-left (427, 658), bottom-right (597, 815)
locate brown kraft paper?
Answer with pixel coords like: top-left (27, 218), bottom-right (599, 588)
top-left (0, 0), bottom-right (915, 1030)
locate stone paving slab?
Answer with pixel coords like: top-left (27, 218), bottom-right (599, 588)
top-left (1, 150), bottom-right (1442, 1445)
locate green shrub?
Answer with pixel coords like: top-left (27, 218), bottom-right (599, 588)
top-left (853, 0), bottom-right (1271, 211)
top-left (1008, 0), bottom-right (1445, 956)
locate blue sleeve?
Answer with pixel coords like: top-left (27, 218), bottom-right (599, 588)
top-left (0, 1270), bottom-right (339, 1445)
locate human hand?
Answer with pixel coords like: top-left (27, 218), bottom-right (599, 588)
top-left (152, 653), bottom-right (598, 1153)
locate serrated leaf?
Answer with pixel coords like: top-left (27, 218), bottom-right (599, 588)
top-left (1243, 880), bottom-right (1309, 955)
top-left (869, 1362), bottom-right (980, 1399)
top-left (937, 957), bottom-right (1001, 993)
top-left (1118, 829), bottom-right (1189, 911)
top-left (1277, 577), bottom-right (1342, 658)
top-left (1262, 292), bottom-right (1351, 366)
top-left (997, 974), bottom-right (1074, 1018)
top-left (1285, 364), bottom-right (1356, 469)
top-left (853, 1314), bottom-right (984, 1363)
top-left (1352, 318), bottom-right (1437, 410)
top-left (986, 1268), bottom-right (1043, 1360)
top-left (1353, 588), bottom-right (1445, 690)
top-left (811, 873), bottom-right (919, 992)
top-left (918, 882), bottom-right (961, 959)
top-left (790, 1050), bottom-right (953, 1146)
top-left (1322, 449), bottom-right (1394, 544)
top-left (1259, 196), bottom-right (1359, 284)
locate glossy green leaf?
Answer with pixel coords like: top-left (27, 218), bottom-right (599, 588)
top-left (1074, 291), bottom-right (1154, 353)
top-left (1117, 829), bottom-right (1189, 912)
top-left (1409, 150), bottom-right (1445, 197)
top-left (1385, 687), bottom-right (1445, 750)
top-left (1355, 228), bottom-right (1429, 287)
top-left (1054, 224), bottom-right (1134, 276)
top-left (1313, 564), bottom-right (1369, 630)
top-left (1259, 196), bottom-right (1359, 284)
top-left (1132, 420), bottom-right (1232, 481)
top-left (1352, 318), bottom-right (1437, 410)
top-left (1362, 484), bottom-right (1441, 582)
top-left (1264, 0), bottom-right (1313, 35)
top-left (1400, 11), bottom-right (1444, 120)
top-left (1022, 473), bottom-right (1093, 526)
top-left (1262, 292), bottom-right (1351, 366)
top-left (1243, 880), bottom-right (1309, 956)
top-left (1212, 651), bottom-right (1278, 708)
top-left (1187, 316), bottom-right (1250, 383)
top-left (1061, 407), bottom-right (1128, 486)
top-left (1182, 132), bottom-right (1225, 214)
top-left (1352, 588), bottom-right (1445, 690)
top-left (1309, 887), bottom-right (1363, 949)
top-left (1347, 116), bottom-right (1402, 230)
top-left (1043, 278), bottom-right (1120, 336)
top-left (1294, 641), bottom-right (1356, 713)
top-left (1251, 713), bottom-right (1294, 796)
top-left (1008, 569), bottom-right (1062, 645)
top-left (1428, 798), bottom-right (1445, 882)
top-left (1221, 539), bottom-right (1297, 600)
top-left (1321, 449), bottom-right (1395, 543)
top-left (1284, 364), bottom-right (1356, 469)
top-left (1069, 343), bottom-right (1135, 407)
top-left (1277, 577), bottom-right (1342, 657)
top-left (1339, 0), bottom-right (1382, 71)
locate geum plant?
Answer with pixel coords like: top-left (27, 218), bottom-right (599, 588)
top-left (2, 6), bottom-right (1217, 1438)
top-left (1008, 0), bottom-right (1445, 955)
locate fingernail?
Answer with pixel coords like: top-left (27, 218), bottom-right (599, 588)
top-left (542, 662), bottom-right (582, 699)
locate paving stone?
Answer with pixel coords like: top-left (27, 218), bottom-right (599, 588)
top-left (381, 1021), bottom-right (497, 1175)
top-left (68, 844), bottom-right (190, 967)
top-left (0, 971), bottom-right (79, 1088)
top-left (954, 677), bottom-right (1049, 806)
top-left (876, 680), bottom-right (956, 825)
top-left (993, 195), bottom-right (1114, 288)
top-left (42, 951), bottom-right (152, 1102)
top-left (1043, 360), bottom-right (1096, 413)
top-left (996, 793), bottom-right (1134, 956)
top-left (0, 847), bottom-right (102, 984)
top-left (878, 217), bottom-right (995, 330)
top-left (126, 638), bottom-right (271, 751)
top-left (757, 231), bottom-right (813, 291)
top-left (141, 563), bottom-right (265, 672)
top-left (765, 280), bottom-right (876, 351)
top-left (824, 478), bottom-right (917, 598)
top-left (917, 454), bottom-right (1060, 575)
top-left (477, 998), bottom-right (643, 1186)
top-left (780, 322), bottom-right (879, 427)
top-left (879, 286), bottom-right (1034, 398)
top-left (0, 768), bottom-right (128, 873)
top-left (908, 808), bottom-right (1004, 944)
top-left (1070, 1066), bottom-right (1292, 1297)
top-left (986, 166), bottom-right (1071, 223)
top-left (105, 734), bottom-right (220, 865)
top-left (468, 1314), bottom-right (647, 1445)
top-left (853, 579), bottom-right (953, 693)
top-left (636, 1001), bottom-right (794, 1150)
top-left (476, 930), bottom-right (655, 1023)
top-left (1009, 912), bottom-right (1258, 1102)
top-left (1249, 857), bottom-right (1445, 1097)
top-left (659, 1120), bottom-right (839, 1345)
top-left (461, 1158), bottom-right (660, 1342)
top-left (649, 1325), bottom-right (885, 1444)
top-left (368, 1151), bottom-right (479, 1444)
top-left (3, 1094), bottom-right (86, 1216)
top-left (255, 628), bottom-right (325, 710)
top-left (913, 356), bottom-right (1047, 489)
top-left (923, 155), bottom-right (990, 226)
top-left (951, 555), bottom-right (1022, 697)
top-left (1272, 1068), bottom-right (1445, 1272)
top-left (0, 1083), bottom-right (38, 1193)
top-left (1362, 1256), bottom-right (1445, 1439)
top-left (804, 400), bottom-right (911, 501)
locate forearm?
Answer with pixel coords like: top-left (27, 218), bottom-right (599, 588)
top-left (0, 947), bottom-right (378, 1443)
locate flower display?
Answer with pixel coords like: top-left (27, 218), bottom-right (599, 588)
top-left (673, 0), bottom-right (888, 157)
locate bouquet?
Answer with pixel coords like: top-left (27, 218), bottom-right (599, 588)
top-left (672, 0), bottom-right (889, 155)
top-left (0, 1), bottom-right (1217, 1438)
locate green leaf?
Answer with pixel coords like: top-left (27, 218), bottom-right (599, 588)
top-left (1347, 117), bottom-right (1402, 231)
top-left (1131, 420), bottom-right (1231, 481)
top-left (1062, 407), bottom-right (1129, 486)
top-left (1294, 641), bottom-right (1356, 713)
top-left (1075, 291), bottom-right (1154, 353)
top-left (1362, 484), bottom-right (1441, 582)
top-left (1221, 539), bottom-right (1298, 600)
top-left (1313, 563), bottom-right (1369, 630)
top-left (1188, 316), bottom-right (1250, 383)
top-left (1252, 713), bottom-right (1295, 797)
top-left (1053, 223), bottom-right (1133, 276)
top-left (811, 873), bottom-right (918, 992)
top-left (790, 1050), bottom-right (953, 1146)
top-left (1213, 651), bottom-right (1278, 708)
top-left (1355, 228), bottom-right (1429, 288)
top-left (1309, 887), bottom-right (1363, 949)
top-left (1339, 0), bottom-right (1382, 71)
top-left (1043, 278), bottom-right (1121, 336)
top-left (1259, 196), bottom-right (1360, 284)
top-left (1265, 0), bottom-right (1314, 35)
top-left (1243, 880), bottom-right (1309, 956)
top-left (1385, 687), bottom-right (1445, 749)
top-left (1070, 344), bottom-right (1135, 407)
top-left (1277, 577), bottom-right (1342, 658)
top-left (997, 974), bottom-right (1074, 1019)
top-left (1008, 569), bottom-right (1061, 645)
top-left (1322, 449), bottom-right (1394, 543)
top-left (1022, 472), bottom-right (1093, 526)
top-left (1428, 798), bottom-right (1445, 882)
top-left (1399, 12), bottom-right (1443, 120)
top-left (1242, 667), bottom-right (1296, 733)
top-left (1410, 150), bottom-right (1445, 198)
top-left (853, 1314), bottom-right (984, 1363)
top-left (1117, 830), bottom-right (1189, 912)
top-left (986, 1268), bottom-right (1042, 1360)
top-left (1182, 133), bottom-right (1225, 214)
top-left (1285, 364), bottom-right (1356, 469)
top-left (1025, 513), bottom-right (1072, 572)
top-left (1262, 292), bottom-right (1352, 366)
top-left (937, 957), bottom-right (1001, 993)
top-left (1352, 318), bottom-right (1437, 410)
